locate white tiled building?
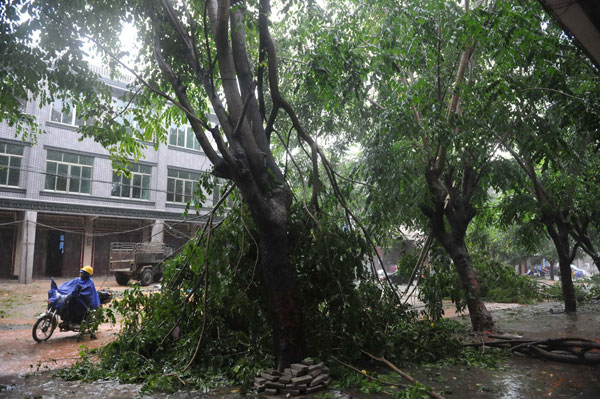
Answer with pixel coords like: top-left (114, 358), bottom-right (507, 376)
top-left (0, 71), bottom-right (216, 283)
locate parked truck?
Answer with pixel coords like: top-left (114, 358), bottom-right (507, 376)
top-left (109, 242), bottom-right (174, 286)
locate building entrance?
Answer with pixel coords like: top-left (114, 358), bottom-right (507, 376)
top-left (0, 227), bottom-right (15, 278)
top-left (45, 231), bottom-right (64, 277)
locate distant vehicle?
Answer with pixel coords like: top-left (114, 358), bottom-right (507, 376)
top-left (527, 269), bottom-right (546, 277)
top-left (377, 269), bottom-right (406, 285)
top-left (570, 265), bottom-right (590, 280)
top-left (109, 242), bottom-right (174, 286)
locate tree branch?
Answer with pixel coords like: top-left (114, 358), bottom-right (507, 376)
top-left (362, 351), bottom-right (447, 399)
top-left (150, 18), bottom-right (233, 178)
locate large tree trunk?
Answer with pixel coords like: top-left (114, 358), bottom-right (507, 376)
top-left (435, 230), bottom-right (495, 332)
top-left (244, 189), bottom-right (305, 369)
top-left (545, 222), bottom-right (577, 313)
top-left (422, 164), bottom-right (495, 333)
top-left (511, 154), bottom-right (579, 313)
top-left (256, 213), bottom-right (305, 369)
top-left (557, 257), bottom-right (577, 313)
top-left (592, 255), bottom-right (600, 275)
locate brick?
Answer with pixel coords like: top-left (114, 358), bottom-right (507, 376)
top-left (265, 381), bottom-right (286, 389)
top-left (302, 357), bottom-right (316, 365)
top-left (291, 374), bottom-right (313, 386)
top-left (265, 368), bottom-right (282, 376)
top-left (282, 389), bottom-right (301, 396)
top-left (308, 362), bottom-right (324, 372)
top-left (254, 384), bottom-right (265, 393)
top-left (309, 369), bottom-right (322, 378)
top-left (291, 368), bottom-right (305, 377)
top-left (265, 388), bottom-right (278, 395)
top-left (324, 377), bottom-right (332, 386)
top-left (306, 384), bottom-right (325, 394)
top-left (260, 372), bottom-right (279, 381)
top-left (310, 374), bottom-right (328, 387)
top-left (290, 363), bottom-right (309, 373)
top-left (254, 377), bottom-right (267, 385)
top-left (279, 375), bottom-right (292, 384)
top-left (321, 366), bottom-right (330, 374)
top-left (283, 368), bottom-right (293, 375)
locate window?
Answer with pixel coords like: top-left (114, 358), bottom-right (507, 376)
top-left (111, 164), bottom-right (152, 200)
top-left (18, 98), bottom-right (28, 113)
top-left (44, 150), bottom-right (93, 194)
top-left (169, 126), bottom-right (200, 151)
top-left (113, 97), bottom-right (138, 135)
top-left (50, 98), bottom-right (84, 126)
top-left (167, 169), bottom-right (202, 203)
top-left (0, 143), bottom-right (24, 187)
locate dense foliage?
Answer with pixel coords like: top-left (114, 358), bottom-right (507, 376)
top-left (60, 203), bottom-right (461, 391)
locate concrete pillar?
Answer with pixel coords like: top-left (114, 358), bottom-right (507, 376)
top-left (82, 216), bottom-right (94, 267)
top-left (18, 211), bottom-right (37, 284)
top-left (13, 219), bottom-right (23, 277)
top-left (151, 219), bottom-right (164, 243)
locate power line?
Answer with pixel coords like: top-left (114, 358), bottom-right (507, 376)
top-left (0, 211), bottom-right (210, 238)
top-left (0, 220), bottom-right (23, 228)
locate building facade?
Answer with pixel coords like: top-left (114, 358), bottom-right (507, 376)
top-left (0, 70), bottom-right (215, 283)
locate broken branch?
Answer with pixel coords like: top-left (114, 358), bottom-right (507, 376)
top-left (361, 351), bottom-right (447, 399)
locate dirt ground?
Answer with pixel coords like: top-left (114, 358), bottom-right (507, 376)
top-left (0, 278), bottom-right (599, 398)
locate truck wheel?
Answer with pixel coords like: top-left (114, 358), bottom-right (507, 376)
top-left (140, 269), bottom-right (153, 286)
top-left (115, 273), bottom-right (130, 286)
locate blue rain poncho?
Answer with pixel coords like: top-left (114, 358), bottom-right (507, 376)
top-left (48, 277), bottom-right (101, 323)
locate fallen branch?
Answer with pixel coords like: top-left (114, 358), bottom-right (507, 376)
top-left (465, 337), bottom-right (600, 365)
top-left (361, 351), bottom-right (447, 399)
top-left (162, 372), bottom-right (187, 386)
top-left (331, 356), bottom-right (407, 389)
top-left (463, 339), bottom-right (532, 348)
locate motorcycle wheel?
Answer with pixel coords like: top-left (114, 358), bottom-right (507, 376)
top-left (32, 314), bottom-right (57, 343)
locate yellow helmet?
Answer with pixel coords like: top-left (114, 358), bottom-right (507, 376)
top-left (81, 265), bottom-right (94, 276)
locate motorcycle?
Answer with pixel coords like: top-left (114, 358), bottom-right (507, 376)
top-left (32, 278), bottom-right (113, 343)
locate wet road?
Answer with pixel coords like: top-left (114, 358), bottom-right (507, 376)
top-left (1, 279), bottom-right (599, 398)
top-left (408, 301), bottom-right (600, 398)
top-left (0, 278), bottom-right (123, 376)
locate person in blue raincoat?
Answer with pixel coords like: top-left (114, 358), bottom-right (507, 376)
top-left (48, 265), bottom-right (100, 326)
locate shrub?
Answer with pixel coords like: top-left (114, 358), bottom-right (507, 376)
top-left (471, 255), bottom-right (541, 304)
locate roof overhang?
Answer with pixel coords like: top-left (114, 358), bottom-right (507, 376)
top-left (538, 0), bottom-right (600, 71)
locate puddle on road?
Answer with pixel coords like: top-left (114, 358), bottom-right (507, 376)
top-left (564, 313), bottom-right (579, 336)
top-left (405, 356), bottom-right (600, 399)
top-left (497, 371), bottom-right (523, 399)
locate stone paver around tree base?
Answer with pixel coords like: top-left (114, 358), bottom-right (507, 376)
top-left (254, 359), bottom-right (331, 396)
